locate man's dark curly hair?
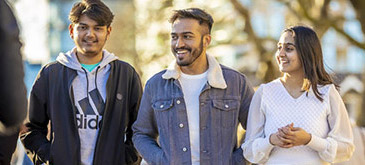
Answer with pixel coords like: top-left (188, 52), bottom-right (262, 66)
top-left (69, 0), bottom-right (114, 27)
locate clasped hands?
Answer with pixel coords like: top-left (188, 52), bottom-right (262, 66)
top-left (269, 123), bottom-right (312, 148)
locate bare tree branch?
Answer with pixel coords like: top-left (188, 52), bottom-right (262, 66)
top-left (229, 0), bottom-right (265, 55)
top-left (229, 0), bottom-right (279, 82)
top-left (349, 0), bottom-right (365, 34)
top-left (276, 0), bottom-right (365, 49)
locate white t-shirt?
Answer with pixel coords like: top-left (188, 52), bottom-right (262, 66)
top-left (178, 71), bottom-right (208, 165)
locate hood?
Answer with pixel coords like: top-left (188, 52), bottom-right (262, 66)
top-left (56, 47), bottom-right (118, 72)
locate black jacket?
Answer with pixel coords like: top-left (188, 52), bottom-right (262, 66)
top-left (0, 1), bottom-right (27, 164)
top-left (21, 60), bottom-right (142, 165)
top-left (0, 0), bottom-right (27, 135)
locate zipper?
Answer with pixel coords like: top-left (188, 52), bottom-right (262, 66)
top-left (68, 72), bottom-right (81, 165)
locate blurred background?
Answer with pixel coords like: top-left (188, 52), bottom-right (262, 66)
top-left (5, 0), bottom-right (365, 164)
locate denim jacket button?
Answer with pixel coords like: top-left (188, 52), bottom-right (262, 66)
top-left (202, 150), bottom-right (208, 153)
top-left (160, 105), bottom-right (164, 108)
top-left (225, 104), bottom-right (229, 108)
top-left (179, 123), bottom-right (184, 128)
top-left (202, 126), bottom-right (207, 130)
top-left (182, 147), bottom-right (187, 152)
top-left (177, 100), bottom-right (181, 104)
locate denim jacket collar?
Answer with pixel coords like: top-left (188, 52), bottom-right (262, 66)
top-left (162, 54), bottom-right (227, 89)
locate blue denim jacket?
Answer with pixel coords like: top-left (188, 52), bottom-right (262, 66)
top-left (133, 55), bottom-right (254, 165)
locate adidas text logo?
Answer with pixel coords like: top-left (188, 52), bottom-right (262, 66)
top-left (77, 114), bottom-right (102, 130)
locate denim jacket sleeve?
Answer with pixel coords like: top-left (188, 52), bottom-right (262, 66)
top-left (132, 82), bottom-right (164, 164)
top-left (238, 74), bottom-right (255, 130)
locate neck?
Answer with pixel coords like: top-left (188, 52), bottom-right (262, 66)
top-left (180, 52), bottom-right (208, 75)
top-left (76, 51), bottom-right (103, 64)
top-left (280, 71), bottom-right (304, 89)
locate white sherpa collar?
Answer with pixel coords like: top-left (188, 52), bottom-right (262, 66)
top-left (162, 54), bottom-right (227, 89)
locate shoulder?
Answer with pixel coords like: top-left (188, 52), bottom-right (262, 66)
top-left (145, 70), bottom-right (167, 85)
top-left (220, 64), bottom-right (250, 83)
top-left (38, 61), bottom-right (66, 76)
top-left (111, 60), bottom-right (135, 70)
top-left (110, 60), bottom-right (140, 77)
top-left (42, 61), bottom-right (62, 70)
top-left (317, 83), bottom-right (336, 98)
top-left (261, 79), bottom-right (281, 91)
top-left (221, 65), bottom-right (245, 77)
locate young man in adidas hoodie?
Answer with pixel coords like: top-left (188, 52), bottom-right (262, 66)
top-left (21, 0), bottom-right (142, 164)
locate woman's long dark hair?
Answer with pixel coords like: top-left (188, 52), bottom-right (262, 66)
top-left (284, 26), bottom-right (337, 101)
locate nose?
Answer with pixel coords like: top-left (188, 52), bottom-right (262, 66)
top-left (175, 38), bottom-right (185, 48)
top-left (277, 47), bottom-right (285, 57)
top-left (86, 29), bottom-right (95, 38)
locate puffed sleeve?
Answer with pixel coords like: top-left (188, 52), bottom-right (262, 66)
top-left (306, 84), bottom-right (354, 163)
top-left (242, 85), bottom-right (274, 164)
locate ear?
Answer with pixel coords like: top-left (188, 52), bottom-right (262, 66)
top-left (106, 26), bottom-right (112, 40)
top-left (69, 24), bottom-right (74, 39)
top-left (203, 34), bottom-right (211, 48)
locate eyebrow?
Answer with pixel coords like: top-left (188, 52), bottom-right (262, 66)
top-left (278, 42), bottom-right (295, 46)
top-left (78, 23), bottom-right (104, 27)
top-left (171, 32), bottom-right (195, 35)
top-left (78, 23), bottom-right (88, 26)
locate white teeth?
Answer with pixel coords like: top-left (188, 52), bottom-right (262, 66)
top-left (280, 59), bottom-right (288, 63)
top-left (84, 40), bottom-right (96, 43)
top-left (177, 50), bottom-right (188, 54)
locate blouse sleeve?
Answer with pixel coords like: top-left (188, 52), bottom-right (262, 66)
top-left (306, 84), bottom-right (355, 163)
top-left (242, 85), bottom-right (275, 164)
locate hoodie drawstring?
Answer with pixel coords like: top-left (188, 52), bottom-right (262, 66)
top-left (81, 68), bottom-right (90, 102)
top-left (95, 66), bottom-right (100, 93)
top-left (81, 66), bottom-right (101, 102)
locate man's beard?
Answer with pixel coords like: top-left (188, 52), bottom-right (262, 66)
top-left (175, 39), bottom-right (204, 66)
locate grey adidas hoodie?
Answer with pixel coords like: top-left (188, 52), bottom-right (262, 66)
top-left (56, 48), bottom-right (118, 165)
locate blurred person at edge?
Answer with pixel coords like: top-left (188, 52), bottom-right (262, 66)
top-left (20, 0), bottom-right (142, 164)
top-left (0, 0), bottom-right (28, 164)
top-left (242, 25), bottom-right (354, 165)
top-left (132, 8), bottom-right (254, 165)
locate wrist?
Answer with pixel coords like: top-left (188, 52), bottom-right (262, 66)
top-left (304, 133), bottom-right (312, 145)
top-left (269, 134), bottom-right (275, 146)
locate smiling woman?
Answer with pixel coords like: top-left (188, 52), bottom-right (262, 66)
top-left (242, 25), bottom-right (355, 165)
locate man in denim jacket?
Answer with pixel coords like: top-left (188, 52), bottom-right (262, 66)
top-left (133, 8), bottom-right (254, 165)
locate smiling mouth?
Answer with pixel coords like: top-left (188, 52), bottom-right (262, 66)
top-left (175, 49), bottom-right (190, 58)
top-left (177, 49), bottom-right (189, 54)
top-left (279, 58), bottom-right (289, 65)
top-left (83, 40), bottom-right (97, 44)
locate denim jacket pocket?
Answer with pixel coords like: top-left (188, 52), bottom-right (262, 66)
top-left (152, 100), bottom-right (173, 131)
top-left (152, 100), bottom-right (173, 111)
top-left (212, 99), bottom-right (239, 127)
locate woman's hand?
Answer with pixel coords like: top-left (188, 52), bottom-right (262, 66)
top-left (269, 131), bottom-right (293, 148)
top-left (277, 123), bottom-right (312, 147)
